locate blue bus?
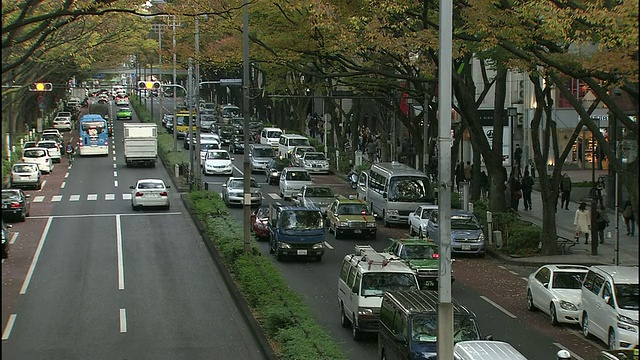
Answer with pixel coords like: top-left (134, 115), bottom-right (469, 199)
top-left (78, 114), bottom-right (109, 156)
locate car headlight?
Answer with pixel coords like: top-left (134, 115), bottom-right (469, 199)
top-left (339, 221), bottom-right (349, 227)
top-left (358, 307), bottom-right (374, 316)
top-left (271, 171), bottom-right (278, 176)
top-left (252, 191), bottom-right (262, 196)
top-left (477, 233), bottom-right (485, 242)
top-left (559, 300), bottom-right (578, 311)
top-left (387, 210), bottom-right (399, 216)
top-left (279, 242), bottom-right (292, 249)
top-left (312, 242), bottom-right (323, 249)
top-left (618, 314), bottom-right (639, 331)
top-left (367, 222), bottom-right (376, 228)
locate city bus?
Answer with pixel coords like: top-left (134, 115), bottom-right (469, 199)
top-left (357, 162), bottom-right (435, 227)
top-left (78, 114), bottom-right (109, 156)
top-left (174, 110), bottom-right (195, 139)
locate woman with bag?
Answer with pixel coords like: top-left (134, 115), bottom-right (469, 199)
top-left (574, 202), bottom-right (591, 244)
top-left (595, 205), bottom-right (609, 244)
top-left (622, 199), bottom-right (636, 236)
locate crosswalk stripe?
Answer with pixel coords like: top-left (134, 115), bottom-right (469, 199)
top-left (87, 194), bottom-right (98, 201)
top-left (123, 194), bottom-right (132, 200)
top-left (105, 194), bottom-right (115, 201)
top-left (69, 195), bottom-right (80, 201)
top-left (269, 193), bottom-right (281, 199)
top-left (33, 196), bottom-right (45, 203)
top-left (51, 195), bottom-right (62, 202)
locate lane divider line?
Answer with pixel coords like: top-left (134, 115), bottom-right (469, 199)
top-left (112, 156), bottom-right (116, 161)
top-left (119, 308), bottom-right (127, 333)
top-left (114, 180), bottom-right (119, 187)
top-left (116, 214), bottom-right (124, 290)
top-left (64, 173), bottom-right (69, 179)
top-left (480, 295), bottom-right (517, 319)
top-left (20, 216), bottom-right (53, 295)
top-left (61, 181), bottom-right (66, 189)
top-left (29, 212), bottom-right (183, 219)
top-left (9, 232), bottom-right (19, 245)
top-left (113, 171), bottom-right (118, 177)
top-left (113, 163), bottom-right (117, 169)
top-left (39, 180), bottom-right (47, 191)
top-left (2, 314), bottom-right (17, 340)
top-left (323, 241), bottom-right (334, 250)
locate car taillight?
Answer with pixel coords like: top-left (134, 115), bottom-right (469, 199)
top-left (10, 203), bottom-right (21, 208)
top-left (135, 192), bottom-right (144, 197)
top-left (104, 141), bottom-right (109, 145)
top-left (432, 253), bottom-right (439, 259)
top-left (159, 191), bottom-right (168, 196)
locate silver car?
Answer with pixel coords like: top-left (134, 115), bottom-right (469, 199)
top-left (292, 185), bottom-right (336, 215)
top-left (249, 144), bottom-right (276, 172)
top-left (130, 179), bottom-right (170, 210)
top-left (221, 177), bottom-right (262, 207)
top-left (279, 167), bottom-right (313, 200)
top-left (300, 152), bottom-right (330, 174)
top-left (425, 209), bottom-right (486, 257)
top-left (10, 163), bottom-right (41, 190)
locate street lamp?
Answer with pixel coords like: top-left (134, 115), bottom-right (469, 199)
top-left (507, 107), bottom-right (518, 173)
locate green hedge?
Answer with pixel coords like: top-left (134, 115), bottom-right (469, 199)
top-left (186, 191), bottom-right (347, 360)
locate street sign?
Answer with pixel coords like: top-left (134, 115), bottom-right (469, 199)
top-left (39, 103), bottom-right (44, 109)
top-left (37, 96), bottom-right (44, 103)
top-left (220, 78), bottom-right (242, 86)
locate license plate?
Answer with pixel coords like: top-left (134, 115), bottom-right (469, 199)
top-left (462, 245), bottom-right (471, 250)
top-left (424, 280), bottom-right (436, 288)
top-left (297, 250), bottom-right (307, 255)
top-left (353, 229), bottom-right (361, 234)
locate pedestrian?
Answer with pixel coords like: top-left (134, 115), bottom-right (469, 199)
top-left (595, 205), bottom-right (609, 244)
top-left (595, 177), bottom-right (605, 207)
top-left (464, 161), bottom-right (472, 182)
top-left (528, 159), bottom-right (535, 178)
top-left (622, 199), bottom-right (636, 236)
top-left (574, 202), bottom-right (591, 244)
top-left (508, 171), bottom-right (522, 212)
top-left (454, 163), bottom-right (463, 192)
top-left (560, 173), bottom-right (572, 210)
top-left (366, 139), bottom-right (377, 163)
top-left (479, 170), bottom-right (489, 199)
top-left (521, 170), bottom-right (534, 211)
top-left (513, 144), bottom-right (523, 172)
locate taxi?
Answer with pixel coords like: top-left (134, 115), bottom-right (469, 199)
top-left (380, 237), bottom-right (444, 289)
top-left (326, 196), bottom-right (376, 239)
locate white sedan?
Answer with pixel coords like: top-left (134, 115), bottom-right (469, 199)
top-left (526, 264), bottom-right (589, 325)
top-left (130, 179), bottom-right (170, 210)
top-left (407, 204), bottom-right (438, 238)
top-left (203, 150), bottom-right (234, 176)
top-left (53, 117), bottom-right (73, 131)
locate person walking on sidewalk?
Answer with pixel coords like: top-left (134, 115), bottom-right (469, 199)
top-left (595, 205), bottom-right (609, 244)
top-left (521, 170), bottom-right (534, 211)
top-left (560, 173), bottom-right (572, 210)
top-left (574, 202), bottom-right (591, 244)
top-left (508, 171), bottom-right (522, 212)
top-left (622, 199), bottom-right (636, 236)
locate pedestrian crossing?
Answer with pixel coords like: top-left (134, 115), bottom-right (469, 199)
top-left (30, 192), bottom-right (286, 203)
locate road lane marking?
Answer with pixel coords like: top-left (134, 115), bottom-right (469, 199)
top-left (553, 343), bottom-right (584, 360)
top-left (116, 215), bottom-right (124, 290)
top-left (498, 265), bottom-right (507, 270)
top-left (69, 195), bottom-right (80, 201)
top-left (123, 194), bottom-right (132, 200)
top-left (33, 196), bottom-right (45, 203)
top-left (61, 181), bottom-right (66, 189)
top-left (119, 308), bottom-right (127, 333)
top-left (234, 164), bottom-right (243, 175)
top-left (105, 194), bottom-right (115, 201)
top-left (509, 270), bottom-right (519, 276)
top-left (9, 232), bottom-right (19, 245)
top-left (114, 180), bottom-right (118, 187)
top-left (269, 193), bottom-right (281, 199)
top-left (113, 156), bottom-right (116, 161)
top-left (40, 180), bottom-right (46, 191)
top-left (324, 241), bottom-right (334, 250)
top-left (521, 277), bottom-right (528, 281)
top-left (87, 194), bottom-right (97, 201)
top-left (29, 212), bottom-right (183, 219)
top-left (64, 173), bottom-right (69, 178)
top-left (113, 163), bottom-right (117, 169)
top-left (113, 171), bottom-right (118, 177)
top-left (2, 314), bottom-right (17, 340)
top-left (51, 195), bottom-right (62, 202)
top-left (20, 217), bottom-right (53, 294)
top-left (113, 150), bottom-right (116, 155)
top-left (480, 295), bottom-right (517, 319)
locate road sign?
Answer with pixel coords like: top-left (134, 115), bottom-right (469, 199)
top-left (38, 96), bottom-right (44, 103)
top-left (39, 103), bottom-right (44, 109)
top-left (220, 78), bottom-right (242, 86)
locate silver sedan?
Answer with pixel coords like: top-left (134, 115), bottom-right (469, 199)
top-left (221, 177), bottom-right (262, 207)
top-left (130, 179), bottom-right (170, 210)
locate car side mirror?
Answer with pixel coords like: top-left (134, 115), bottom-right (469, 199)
top-left (485, 335), bottom-right (493, 341)
top-left (231, 157), bottom-right (235, 161)
top-left (382, 192), bottom-right (388, 199)
top-left (166, 185), bottom-right (171, 189)
top-left (222, 184), bottom-right (227, 187)
top-left (604, 295), bottom-right (612, 305)
top-left (393, 333), bottom-right (407, 344)
top-left (25, 194), bottom-right (31, 198)
top-left (129, 186), bottom-right (135, 189)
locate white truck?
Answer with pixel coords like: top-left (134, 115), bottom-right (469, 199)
top-left (123, 123), bottom-right (158, 167)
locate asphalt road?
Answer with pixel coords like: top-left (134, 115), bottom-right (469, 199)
top-left (2, 98), bottom-right (268, 359)
top-left (144, 97), bottom-right (609, 360)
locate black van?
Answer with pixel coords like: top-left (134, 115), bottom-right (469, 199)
top-left (378, 290), bottom-right (487, 360)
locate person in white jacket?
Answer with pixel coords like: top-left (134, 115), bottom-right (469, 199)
top-left (574, 202), bottom-right (591, 244)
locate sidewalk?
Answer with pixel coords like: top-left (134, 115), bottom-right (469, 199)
top-left (488, 168), bottom-right (639, 267)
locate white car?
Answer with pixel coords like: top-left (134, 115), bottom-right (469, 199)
top-left (10, 163), bottom-right (41, 189)
top-left (279, 167), bottom-right (314, 200)
top-left (527, 264), bottom-right (589, 325)
top-left (130, 179), bottom-right (170, 210)
top-left (300, 152), bottom-right (330, 174)
top-left (36, 140), bottom-right (62, 163)
top-left (290, 145), bottom-right (316, 166)
top-left (53, 117), bottom-right (73, 131)
top-left (203, 149), bottom-right (234, 175)
top-left (408, 204), bottom-right (438, 238)
top-left (200, 140), bottom-right (221, 165)
top-left (21, 147), bottom-right (53, 174)
top-left (42, 128), bottom-right (63, 142)
top-left (115, 96), bottom-right (129, 106)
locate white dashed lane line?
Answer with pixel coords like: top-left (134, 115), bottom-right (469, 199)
top-left (480, 296), bottom-right (517, 319)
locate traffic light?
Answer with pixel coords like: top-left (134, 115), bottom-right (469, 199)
top-left (28, 83), bottom-right (53, 92)
top-left (137, 81), bottom-right (161, 90)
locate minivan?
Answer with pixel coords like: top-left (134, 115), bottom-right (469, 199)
top-left (277, 133), bottom-right (311, 159)
top-left (260, 127), bottom-right (283, 150)
top-left (378, 290), bottom-right (486, 360)
top-left (453, 341), bottom-right (527, 360)
top-left (581, 266), bottom-right (639, 350)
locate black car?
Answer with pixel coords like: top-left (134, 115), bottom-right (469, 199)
top-left (264, 158), bottom-right (292, 185)
top-left (229, 135), bottom-right (245, 154)
top-left (219, 126), bottom-right (234, 145)
top-left (2, 189), bottom-right (30, 222)
top-left (2, 221), bottom-right (10, 259)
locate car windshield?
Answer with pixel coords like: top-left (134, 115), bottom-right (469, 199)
top-left (551, 271), bottom-right (586, 289)
top-left (2, 190), bottom-right (21, 200)
top-left (279, 210), bottom-right (323, 230)
top-left (201, 143), bottom-right (220, 150)
top-left (615, 284), bottom-right (639, 310)
top-left (81, 122), bottom-right (105, 133)
top-left (451, 215), bottom-right (481, 230)
top-left (400, 244), bottom-right (438, 260)
top-left (206, 152), bottom-right (230, 160)
top-left (306, 187), bottom-right (334, 197)
top-left (266, 131), bottom-right (282, 138)
top-left (285, 171), bottom-right (311, 181)
top-left (13, 164), bottom-right (38, 173)
top-left (411, 315), bottom-right (480, 343)
top-left (304, 153), bottom-right (325, 161)
top-left (37, 142), bottom-right (56, 149)
top-left (119, 108), bottom-right (130, 112)
top-left (24, 149), bottom-right (46, 157)
top-left (254, 148), bottom-right (275, 157)
top-left (337, 204), bottom-right (369, 215)
top-left (290, 138), bottom-right (310, 147)
top-left (360, 273), bottom-right (417, 297)
top-left (295, 147), bottom-right (313, 156)
top-left (41, 134), bottom-right (59, 141)
top-left (137, 182), bottom-right (165, 189)
top-left (229, 179), bottom-right (259, 188)
top-left (388, 176), bottom-right (432, 202)
top-left (273, 159), bottom-right (291, 170)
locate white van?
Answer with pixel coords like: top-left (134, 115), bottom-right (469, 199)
top-left (581, 266), bottom-right (639, 350)
top-left (277, 133), bottom-right (310, 159)
top-left (454, 341), bottom-right (528, 360)
top-left (22, 147), bottom-right (53, 174)
top-left (260, 127), bottom-right (283, 150)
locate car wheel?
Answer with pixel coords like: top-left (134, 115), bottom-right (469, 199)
top-left (550, 303), bottom-right (559, 326)
top-left (340, 304), bottom-right (351, 328)
top-left (276, 251), bottom-right (284, 262)
top-left (526, 290), bottom-right (536, 311)
top-left (352, 317), bottom-right (362, 341)
top-left (582, 312), bottom-right (592, 339)
top-left (19, 212), bottom-right (26, 222)
top-left (608, 328), bottom-right (616, 350)
top-left (409, 225), bottom-right (415, 236)
top-left (418, 229), bottom-right (423, 239)
top-left (335, 229), bottom-right (341, 239)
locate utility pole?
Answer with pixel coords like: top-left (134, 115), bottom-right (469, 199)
top-left (172, 16), bottom-right (178, 151)
top-left (158, 22), bottom-right (163, 132)
top-left (242, 0), bottom-right (251, 254)
top-left (195, 16), bottom-right (202, 188)
top-left (437, 0), bottom-right (454, 358)
top-left (188, 58), bottom-right (194, 191)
